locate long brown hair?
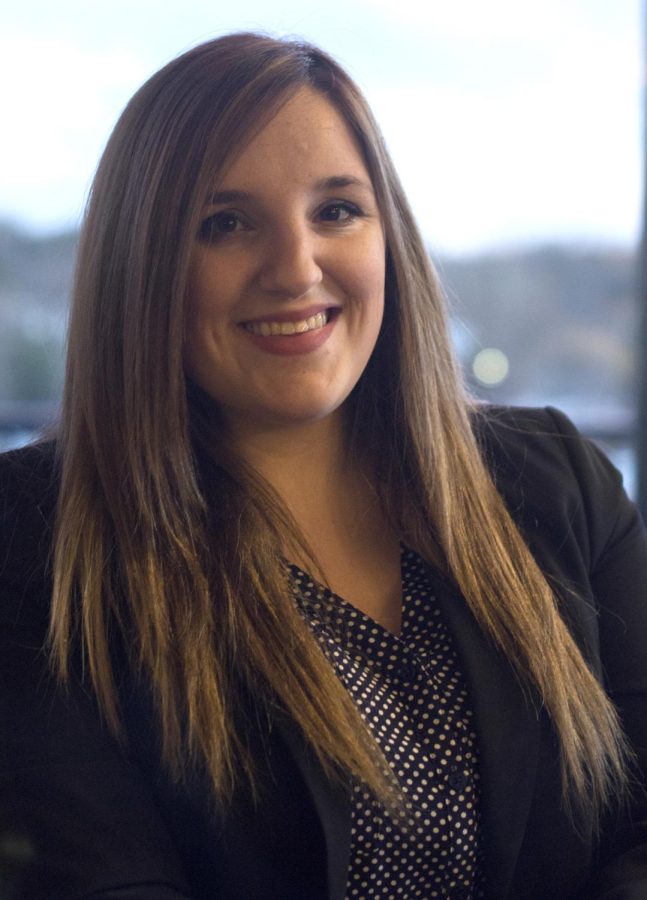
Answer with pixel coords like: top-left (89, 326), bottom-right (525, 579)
top-left (50, 32), bottom-right (627, 821)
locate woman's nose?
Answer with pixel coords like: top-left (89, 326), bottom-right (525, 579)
top-left (257, 223), bottom-right (323, 299)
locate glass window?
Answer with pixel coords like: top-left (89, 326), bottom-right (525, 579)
top-left (0, 2), bottom-right (641, 493)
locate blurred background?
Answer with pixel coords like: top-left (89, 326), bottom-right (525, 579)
top-left (0, 0), bottom-right (642, 492)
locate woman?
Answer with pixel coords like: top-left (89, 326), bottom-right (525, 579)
top-left (1, 32), bottom-right (646, 899)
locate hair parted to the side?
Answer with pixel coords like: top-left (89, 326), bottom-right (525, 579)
top-left (50, 31), bottom-right (627, 823)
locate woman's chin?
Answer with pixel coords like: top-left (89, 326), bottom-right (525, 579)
top-left (222, 399), bottom-right (348, 436)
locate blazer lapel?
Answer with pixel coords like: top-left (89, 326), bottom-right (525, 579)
top-left (276, 716), bottom-right (352, 900)
top-left (433, 576), bottom-right (540, 898)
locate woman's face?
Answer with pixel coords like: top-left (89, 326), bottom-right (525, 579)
top-left (185, 87), bottom-right (385, 437)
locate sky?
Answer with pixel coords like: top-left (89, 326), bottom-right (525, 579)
top-left (0, 0), bottom-right (642, 254)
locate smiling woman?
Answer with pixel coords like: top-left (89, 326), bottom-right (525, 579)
top-left (1, 31), bottom-right (647, 900)
top-left (185, 88), bottom-right (385, 432)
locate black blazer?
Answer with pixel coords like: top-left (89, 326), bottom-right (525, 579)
top-left (1, 406), bottom-right (647, 899)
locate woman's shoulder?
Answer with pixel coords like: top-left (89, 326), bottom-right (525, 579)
top-left (472, 404), bottom-right (640, 575)
top-left (0, 440), bottom-right (58, 615)
top-left (473, 401), bottom-right (596, 443)
top-left (0, 437), bottom-right (58, 484)
top-left (0, 439), bottom-right (59, 528)
top-left (472, 403), bottom-right (622, 490)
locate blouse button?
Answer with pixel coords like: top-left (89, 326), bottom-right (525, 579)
top-left (447, 766), bottom-right (468, 793)
top-left (398, 658), bottom-right (418, 683)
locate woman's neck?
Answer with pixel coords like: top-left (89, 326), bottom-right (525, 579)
top-left (227, 410), bottom-right (351, 511)
top-left (227, 410), bottom-right (403, 634)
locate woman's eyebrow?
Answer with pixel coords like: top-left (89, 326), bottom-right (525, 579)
top-left (314, 175), bottom-right (373, 191)
top-left (207, 176), bottom-right (372, 205)
top-left (207, 189), bottom-right (252, 205)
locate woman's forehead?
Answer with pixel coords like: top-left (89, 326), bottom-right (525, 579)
top-left (213, 88), bottom-right (371, 193)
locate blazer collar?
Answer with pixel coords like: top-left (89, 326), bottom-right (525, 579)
top-left (433, 575), bottom-right (540, 898)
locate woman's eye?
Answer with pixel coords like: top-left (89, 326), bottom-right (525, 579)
top-left (318, 202), bottom-right (361, 223)
top-left (198, 211), bottom-right (245, 242)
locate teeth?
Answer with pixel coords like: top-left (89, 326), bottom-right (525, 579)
top-left (246, 311), bottom-right (329, 336)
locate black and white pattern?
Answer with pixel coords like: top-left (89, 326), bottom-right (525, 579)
top-left (289, 545), bottom-right (485, 899)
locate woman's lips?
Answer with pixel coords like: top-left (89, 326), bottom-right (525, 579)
top-left (244, 310), bottom-right (328, 336)
top-left (240, 307), bottom-right (338, 356)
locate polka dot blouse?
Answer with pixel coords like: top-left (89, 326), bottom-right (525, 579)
top-left (289, 545), bottom-right (485, 899)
